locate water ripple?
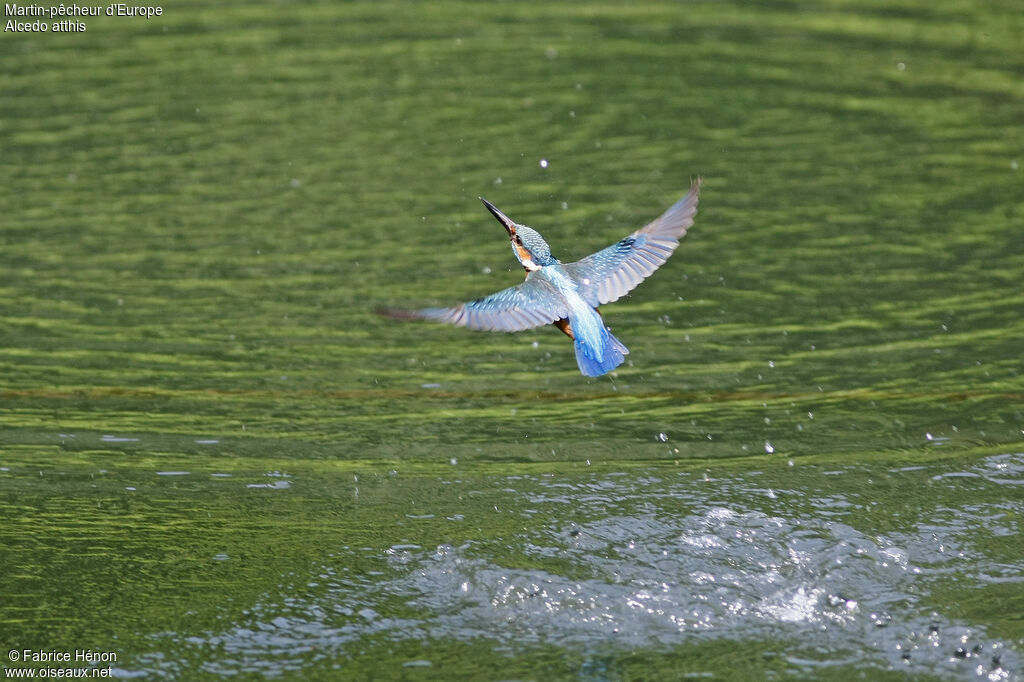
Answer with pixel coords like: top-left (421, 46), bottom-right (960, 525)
top-left (127, 456), bottom-right (1021, 679)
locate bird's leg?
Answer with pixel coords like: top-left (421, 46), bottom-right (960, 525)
top-left (553, 318), bottom-right (574, 340)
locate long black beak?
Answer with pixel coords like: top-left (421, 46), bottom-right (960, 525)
top-left (479, 197), bottom-right (516, 235)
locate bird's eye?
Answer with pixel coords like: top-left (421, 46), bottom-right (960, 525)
top-left (515, 236), bottom-right (523, 245)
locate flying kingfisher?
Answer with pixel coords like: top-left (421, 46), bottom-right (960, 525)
top-left (381, 179), bottom-right (702, 377)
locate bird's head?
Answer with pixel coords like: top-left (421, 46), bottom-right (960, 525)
top-left (479, 197), bottom-right (554, 272)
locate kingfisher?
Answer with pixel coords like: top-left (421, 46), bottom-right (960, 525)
top-left (380, 179), bottom-right (702, 377)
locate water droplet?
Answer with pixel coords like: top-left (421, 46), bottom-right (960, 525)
top-left (896, 61), bottom-right (906, 71)
top-left (657, 432), bottom-right (669, 442)
top-left (539, 158), bottom-right (549, 168)
top-left (871, 611), bottom-right (893, 627)
top-left (764, 441), bottom-right (775, 454)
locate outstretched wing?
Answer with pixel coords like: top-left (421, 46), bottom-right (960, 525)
top-left (562, 179), bottom-right (701, 307)
top-left (380, 271), bottom-right (569, 333)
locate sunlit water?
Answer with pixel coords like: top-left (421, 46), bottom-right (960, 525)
top-left (101, 452), bottom-right (1021, 680)
top-left (2, 0), bottom-right (1022, 679)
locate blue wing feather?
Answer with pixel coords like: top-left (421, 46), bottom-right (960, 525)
top-left (563, 179), bottom-right (701, 307)
top-left (414, 271), bottom-right (569, 332)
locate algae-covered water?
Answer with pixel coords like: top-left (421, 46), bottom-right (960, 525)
top-left (1, 1), bottom-right (1022, 679)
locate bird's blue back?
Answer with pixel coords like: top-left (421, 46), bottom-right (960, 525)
top-left (541, 265), bottom-right (628, 376)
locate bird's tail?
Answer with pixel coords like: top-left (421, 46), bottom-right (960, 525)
top-left (574, 328), bottom-right (629, 377)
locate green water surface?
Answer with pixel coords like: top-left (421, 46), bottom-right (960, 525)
top-left (1, 0), bottom-right (1022, 679)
